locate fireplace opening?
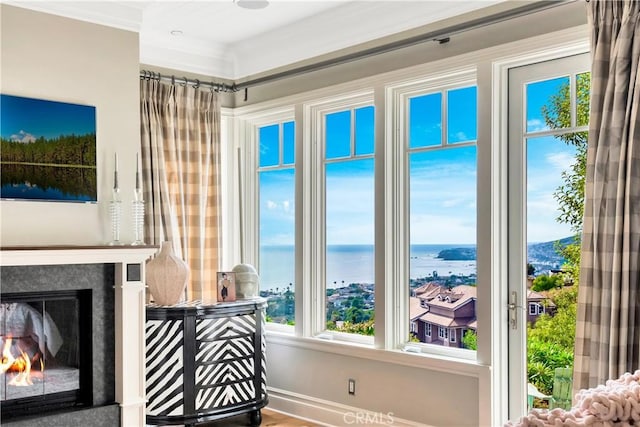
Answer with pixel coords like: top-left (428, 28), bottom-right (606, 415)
top-left (1, 290), bottom-right (92, 419)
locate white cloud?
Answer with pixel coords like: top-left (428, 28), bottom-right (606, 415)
top-left (10, 130), bottom-right (36, 143)
top-left (264, 199), bottom-right (294, 216)
top-left (454, 131), bottom-right (468, 141)
top-left (546, 151), bottom-right (573, 171)
top-left (527, 119), bottom-right (548, 132)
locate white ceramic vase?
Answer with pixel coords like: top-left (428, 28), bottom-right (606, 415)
top-left (146, 241), bottom-right (189, 305)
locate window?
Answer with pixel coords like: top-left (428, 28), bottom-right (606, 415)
top-left (405, 80), bottom-right (478, 352)
top-left (244, 75), bottom-right (478, 355)
top-left (258, 121), bottom-right (295, 325)
top-left (438, 326), bottom-right (448, 340)
top-left (529, 303), bottom-right (537, 316)
top-left (426, 323), bottom-right (432, 338)
top-left (410, 321), bottom-right (417, 334)
top-left (323, 103), bottom-right (375, 337)
top-left (450, 329), bottom-right (456, 343)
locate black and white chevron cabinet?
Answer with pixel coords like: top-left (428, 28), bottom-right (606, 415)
top-left (145, 299), bottom-right (268, 426)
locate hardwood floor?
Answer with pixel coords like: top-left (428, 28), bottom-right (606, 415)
top-left (202, 408), bottom-right (320, 427)
top-left (260, 409), bottom-right (320, 426)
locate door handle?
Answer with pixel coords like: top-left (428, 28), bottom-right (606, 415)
top-left (508, 291), bottom-right (522, 330)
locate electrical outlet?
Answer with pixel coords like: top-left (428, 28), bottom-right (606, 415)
top-left (348, 378), bottom-right (356, 395)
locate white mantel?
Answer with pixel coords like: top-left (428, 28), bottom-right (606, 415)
top-left (0, 245), bottom-right (158, 427)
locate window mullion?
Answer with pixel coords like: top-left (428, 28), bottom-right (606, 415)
top-left (442, 89), bottom-right (448, 147)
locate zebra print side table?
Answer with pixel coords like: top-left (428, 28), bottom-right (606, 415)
top-left (145, 299), bottom-right (268, 426)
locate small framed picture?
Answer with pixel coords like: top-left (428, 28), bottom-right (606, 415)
top-left (217, 272), bottom-right (236, 303)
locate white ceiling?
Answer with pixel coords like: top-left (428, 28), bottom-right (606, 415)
top-left (6, 0), bottom-right (508, 80)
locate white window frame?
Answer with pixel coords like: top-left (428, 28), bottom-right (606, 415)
top-left (306, 91), bottom-right (376, 344)
top-left (450, 329), bottom-right (456, 343)
top-left (438, 326), bottom-right (448, 340)
top-left (528, 302), bottom-right (538, 316)
top-left (239, 106), bottom-right (297, 335)
top-left (504, 47), bottom-right (590, 420)
top-left (425, 323), bottom-right (432, 338)
top-left (388, 68), bottom-right (477, 361)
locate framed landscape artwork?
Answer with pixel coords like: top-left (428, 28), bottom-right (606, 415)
top-left (0, 94), bottom-right (97, 202)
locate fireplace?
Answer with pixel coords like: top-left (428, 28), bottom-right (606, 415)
top-left (1, 290), bottom-right (92, 419)
top-left (0, 263), bottom-right (116, 426)
top-left (0, 246), bottom-right (157, 427)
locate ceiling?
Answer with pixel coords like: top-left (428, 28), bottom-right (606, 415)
top-left (6, 0), bottom-right (508, 80)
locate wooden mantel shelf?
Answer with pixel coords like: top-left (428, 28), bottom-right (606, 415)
top-left (0, 245), bottom-right (159, 267)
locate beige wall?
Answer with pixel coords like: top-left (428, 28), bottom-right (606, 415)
top-left (1, 5), bottom-right (140, 245)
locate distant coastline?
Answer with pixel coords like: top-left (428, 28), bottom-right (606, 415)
top-left (259, 239), bottom-right (570, 289)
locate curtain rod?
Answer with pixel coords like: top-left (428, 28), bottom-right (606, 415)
top-left (233, 0), bottom-right (577, 90)
top-left (139, 70), bottom-right (238, 93)
top-left (140, 0), bottom-right (577, 94)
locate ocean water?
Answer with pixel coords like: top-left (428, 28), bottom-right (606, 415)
top-left (259, 244), bottom-right (477, 290)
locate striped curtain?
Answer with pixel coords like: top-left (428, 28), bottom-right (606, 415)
top-left (573, 0), bottom-right (640, 392)
top-left (140, 78), bottom-right (222, 302)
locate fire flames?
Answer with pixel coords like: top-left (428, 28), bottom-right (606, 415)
top-left (1, 337), bottom-right (42, 386)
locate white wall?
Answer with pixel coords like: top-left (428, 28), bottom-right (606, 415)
top-left (1, 5), bottom-right (140, 246)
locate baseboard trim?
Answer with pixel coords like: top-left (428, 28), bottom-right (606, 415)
top-left (266, 387), bottom-right (431, 427)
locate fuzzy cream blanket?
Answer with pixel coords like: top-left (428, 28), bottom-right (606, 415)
top-left (506, 370), bottom-right (640, 427)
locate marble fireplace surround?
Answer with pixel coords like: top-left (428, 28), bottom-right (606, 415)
top-left (0, 246), bottom-right (157, 426)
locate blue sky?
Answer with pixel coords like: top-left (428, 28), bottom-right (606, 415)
top-left (1, 94), bottom-right (96, 142)
top-left (259, 78), bottom-right (579, 246)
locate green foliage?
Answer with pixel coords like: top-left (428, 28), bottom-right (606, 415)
top-left (556, 237), bottom-right (581, 283)
top-left (527, 285), bottom-right (577, 394)
top-left (541, 73), bottom-right (589, 233)
top-left (462, 330), bottom-right (477, 350)
top-left (531, 274), bottom-right (564, 292)
top-left (530, 287), bottom-right (578, 348)
top-left (526, 72), bottom-right (589, 395)
top-left (527, 337), bottom-right (574, 395)
top-left (1, 133), bottom-right (97, 167)
top-left (334, 318), bottom-right (375, 336)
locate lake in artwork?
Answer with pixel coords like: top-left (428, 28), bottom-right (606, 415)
top-left (0, 94), bottom-right (97, 202)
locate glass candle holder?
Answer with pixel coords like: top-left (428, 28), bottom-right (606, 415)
top-left (109, 187), bottom-right (122, 245)
top-left (131, 188), bottom-right (145, 246)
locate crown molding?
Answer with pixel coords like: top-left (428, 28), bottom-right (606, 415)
top-left (230, 1), bottom-right (505, 79)
top-left (5, 1), bottom-right (143, 32)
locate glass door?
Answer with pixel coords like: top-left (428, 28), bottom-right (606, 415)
top-left (507, 53), bottom-right (590, 418)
